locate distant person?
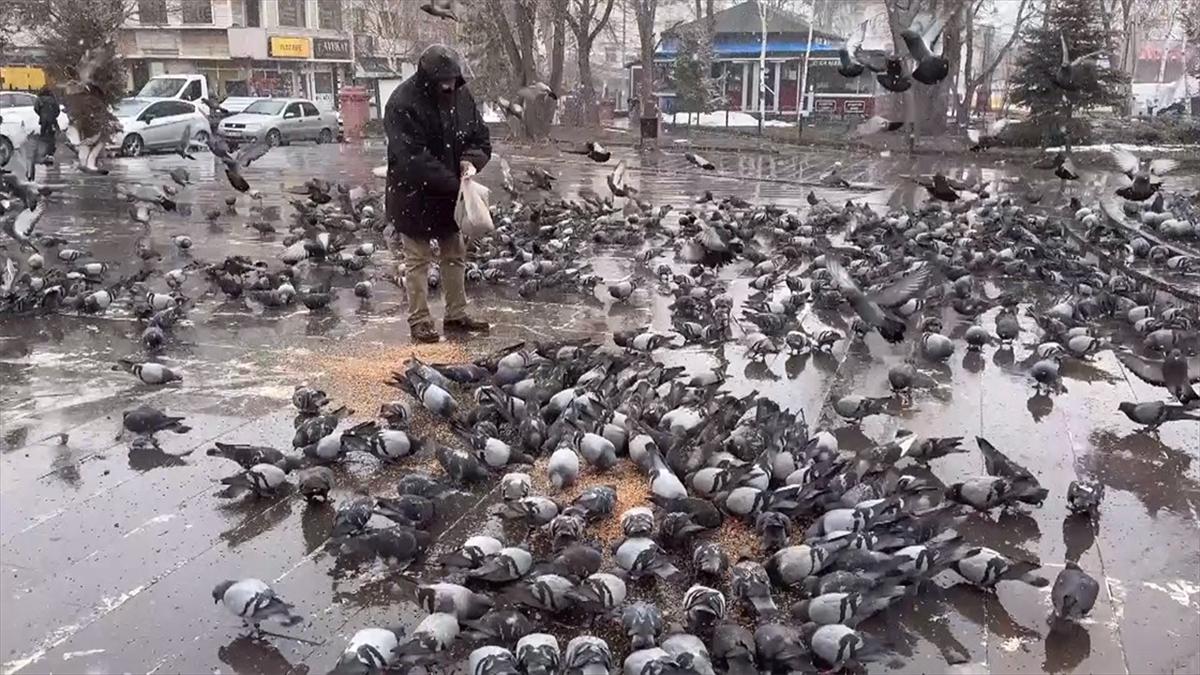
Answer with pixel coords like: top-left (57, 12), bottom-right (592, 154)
top-left (34, 86), bottom-right (60, 162)
top-left (384, 45), bottom-right (492, 344)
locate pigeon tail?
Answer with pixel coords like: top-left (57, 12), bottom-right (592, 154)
top-left (748, 595), bottom-right (778, 616)
top-left (878, 316), bottom-right (907, 343)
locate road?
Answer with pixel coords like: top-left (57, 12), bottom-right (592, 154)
top-left (1, 140), bottom-right (1198, 675)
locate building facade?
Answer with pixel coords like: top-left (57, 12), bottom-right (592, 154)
top-left (632, 1), bottom-right (876, 119)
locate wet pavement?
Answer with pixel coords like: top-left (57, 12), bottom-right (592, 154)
top-left (1, 141), bottom-right (1199, 675)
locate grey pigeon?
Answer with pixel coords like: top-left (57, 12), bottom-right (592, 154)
top-left (212, 578), bottom-right (302, 628)
top-left (805, 623), bottom-right (867, 671)
top-left (468, 645), bottom-right (519, 675)
top-left (548, 446), bottom-right (580, 489)
top-left (622, 602), bottom-right (664, 649)
top-left (712, 623), bottom-right (757, 675)
top-left (683, 585), bottom-right (727, 633)
top-left (417, 583), bottom-right (493, 621)
top-left (297, 466), bottom-right (335, 502)
top-left (506, 574), bottom-right (576, 613)
top-left (754, 623), bottom-right (808, 673)
top-left (219, 463), bottom-right (288, 497)
top-left (566, 572), bottom-right (627, 612)
top-left (122, 405), bottom-right (190, 435)
top-left (662, 633), bottom-right (715, 675)
top-left (395, 612), bottom-right (459, 662)
top-left (693, 542), bottom-right (729, 577)
top-left (462, 610), bottom-right (534, 645)
top-left (437, 444), bottom-right (489, 485)
top-left (1118, 349), bottom-right (1199, 404)
top-left (834, 394), bottom-right (890, 423)
top-left (206, 442), bottom-right (285, 469)
top-left (564, 636), bottom-right (613, 675)
top-left (468, 546), bottom-right (534, 583)
top-left (1066, 480), bottom-right (1104, 517)
top-left (374, 495), bottom-right (435, 529)
top-left (330, 627), bottom-right (401, 675)
top-left (826, 258), bottom-right (930, 343)
top-left (332, 495), bottom-right (374, 537)
top-left (950, 546), bottom-right (1047, 588)
top-left (615, 537), bottom-right (681, 580)
top-left (731, 560), bottom-right (777, 616)
top-left (439, 535), bottom-right (503, 569)
top-left (1117, 400), bottom-right (1200, 430)
top-left (563, 485), bottom-right (617, 521)
top-left (1052, 561), bottom-right (1100, 621)
top-left (516, 633), bottom-right (560, 675)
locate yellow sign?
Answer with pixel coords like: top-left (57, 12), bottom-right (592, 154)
top-left (1, 66), bottom-right (48, 90)
top-left (269, 37), bottom-right (311, 59)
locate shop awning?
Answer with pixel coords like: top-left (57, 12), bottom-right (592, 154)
top-left (355, 57), bottom-right (403, 79)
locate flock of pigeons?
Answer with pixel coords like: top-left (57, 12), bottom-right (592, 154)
top-left (3, 23), bottom-right (1200, 675)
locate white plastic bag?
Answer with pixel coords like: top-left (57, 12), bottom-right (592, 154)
top-left (454, 176), bottom-right (494, 240)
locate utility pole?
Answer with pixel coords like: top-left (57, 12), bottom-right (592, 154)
top-left (757, 0), bottom-right (767, 136)
top-left (797, 0), bottom-right (814, 140)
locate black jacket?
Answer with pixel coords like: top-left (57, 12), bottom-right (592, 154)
top-left (385, 46), bottom-right (491, 240)
top-left (34, 91), bottom-right (61, 129)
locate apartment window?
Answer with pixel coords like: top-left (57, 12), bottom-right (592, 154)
top-left (351, 7), bottom-right (366, 32)
top-left (318, 0), bottom-right (342, 30)
top-left (138, 0), bottom-right (167, 24)
top-left (605, 46), bottom-right (617, 63)
top-left (182, 0), bottom-right (213, 24)
top-left (278, 0), bottom-right (306, 27)
top-left (245, 0), bottom-right (260, 27)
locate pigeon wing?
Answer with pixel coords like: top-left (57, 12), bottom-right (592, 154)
top-left (1148, 158), bottom-right (1177, 176)
top-left (976, 436), bottom-right (1034, 480)
top-left (824, 258), bottom-right (861, 295)
top-left (236, 139), bottom-right (272, 167)
top-left (868, 263), bottom-right (930, 308)
top-left (1108, 147), bottom-right (1139, 177)
top-left (1116, 351), bottom-right (1166, 385)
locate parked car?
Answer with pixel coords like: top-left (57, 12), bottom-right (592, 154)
top-left (217, 98), bottom-right (338, 147)
top-left (216, 97), bottom-right (266, 115)
top-left (134, 74), bottom-right (211, 114)
top-left (110, 97), bottom-right (211, 157)
top-left (0, 90), bottom-right (70, 165)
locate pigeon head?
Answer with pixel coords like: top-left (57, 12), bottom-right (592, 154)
top-left (211, 580), bottom-right (235, 603)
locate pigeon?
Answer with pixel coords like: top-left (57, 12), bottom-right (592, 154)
top-left (563, 485), bottom-right (617, 521)
top-left (853, 115), bottom-right (905, 137)
top-left (339, 527), bottom-right (430, 568)
top-left (805, 623), bottom-right (869, 671)
top-left (967, 118), bottom-right (1011, 151)
top-left (661, 633), bottom-right (716, 675)
top-left (1118, 400), bottom-right (1200, 429)
top-left (565, 141), bottom-right (611, 163)
top-left (1066, 480), bottom-right (1104, 517)
top-left (501, 497), bottom-right (560, 526)
top-left (209, 136), bottom-right (272, 192)
top-left (825, 258), bottom-right (929, 343)
top-left (950, 546), bottom-right (1048, 588)
top-left (130, 362), bottom-right (183, 385)
top-left (517, 81), bottom-right (558, 101)
top-left (374, 495), bottom-right (435, 528)
top-left (501, 472), bottom-right (532, 502)
top-left (292, 385), bottom-right (330, 414)
top-left (1117, 349), bottom-right (1198, 404)
top-left (1, 200), bottom-right (45, 252)
top-left (899, 24), bottom-right (948, 80)
top-left (395, 612), bottom-right (459, 662)
top-left (437, 444), bottom-right (489, 484)
top-left (683, 585), bottom-right (727, 633)
top-left (468, 645), bottom-right (519, 675)
top-left (754, 624), bottom-right (809, 673)
top-left (506, 574), bottom-right (576, 613)
top-left (297, 466), bottom-right (335, 502)
top-left (607, 159), bottom-right (635, 198)
top-left (220, 463), bottom-right (288, 497)
top-left (615, 537), bottom-right (681, 580)
top-left (564, 636), bottom-right (613, 675)
top-left (516, 634), bottom-right (560, 675)
top-left (416, 583), bottom-right (494, 621)
top-left (212, 578), bottom-right (302, 628)
top-left (469, 547), bottom-right (535, 583)
top-left (567, 572), bottom-right (627, 612)
top-left (685, 152), bottom-right (715, 170)
top-left (713, 624), bottom-right (758, 675)
top-left (330, 627), bottom-right (402, 675)
top-left (1110, 147), bottom-right (1177, 202)
top-left (731, 560), bottom-right (777, 617)
top-left (1052, 562), bottom-right (1099, 621)
top-left (693, 542), bottom-right (729, 577)
top-left (791, 586), bottom-right (909, 627)
top-left (439, 535), bottom-right (503, 569)
top-left (548, 446), bottom-right (580, 489)
top-left (122, 405), bottom-right (190, 435)
top-left (206, 443), bottom-right (286, 469)
top-left (622, 602), bottom-right (664, 649)
top-left (833, 395), bottom-right (891, 423)
top-left (835, 21), bottom-right (871, 77)
top-left (332, 495), bottom-right (375, 538)
top-left (1053, 32), bottom-right (1106, 90)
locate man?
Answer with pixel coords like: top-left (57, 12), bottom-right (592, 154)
top-left (34, 86), bottom-right (60, 162)
top-left (385, 45), bottom-right (492, 344)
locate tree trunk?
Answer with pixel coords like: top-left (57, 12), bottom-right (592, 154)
top-left (550, 10), bottom-right (565, 94)
top-left (578, 36), bottom-right (599, 125)
top-left (635, 0), bottom-right (658, 123)
top-left (957, 4), bottom-right (975, 125)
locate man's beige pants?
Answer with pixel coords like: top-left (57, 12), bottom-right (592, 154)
top-left (401, 232), bottom-right (468, 328)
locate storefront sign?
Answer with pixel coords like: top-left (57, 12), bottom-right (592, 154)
top-left (313, 38), bottom-right (350, 60)
top-left (269, 36), bottom-right (311, 59)
top-left (814, 98), bottom-right (837, 113)
top-left (843, 100), bottom-right (865, 114)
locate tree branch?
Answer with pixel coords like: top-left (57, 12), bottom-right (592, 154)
top-left (966, 0), bottom-right (1032, 88)
top-left (588, 0), bottom-right (616, 42)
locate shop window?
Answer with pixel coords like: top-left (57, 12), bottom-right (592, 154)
top-left (318, 0), bottom-right (342, 30)
top-left (138, 0), bottom-right (167, 24)
top-left (182, 0), bottom-right (213, 24)
top-left (278, 0), bottom-right (306, 27)
top-left (314, 72), bottom-right (334, 95)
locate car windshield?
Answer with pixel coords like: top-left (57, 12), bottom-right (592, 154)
top-left (137, 78), bottom-right (187, 98)
top-left (115, 99), bottom-right (148, 117)
top-left (243, 100), bottom-right (286, 115)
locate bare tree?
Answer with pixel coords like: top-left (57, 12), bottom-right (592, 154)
top-left (630, 0), bottom-right (661, 130)
top-left (555, 0), bottom-right (617, 125)
top-left (956, 0), bottom-right (1037, 123)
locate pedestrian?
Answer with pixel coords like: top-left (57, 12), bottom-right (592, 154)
top-left (34, 85), bottom-right (60, 162)
top-left (385, 44), bottom-right (492, 344)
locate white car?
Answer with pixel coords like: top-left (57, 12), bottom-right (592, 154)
top-left (0, 90), bottom-right (70, 165)
top-left (110, 97), bottom-right (211, 157)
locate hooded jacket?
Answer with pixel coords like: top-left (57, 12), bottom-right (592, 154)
top-left (34, 90), bottom-right (61, 129)
top-left (385, 45), bottom-right (491, 240)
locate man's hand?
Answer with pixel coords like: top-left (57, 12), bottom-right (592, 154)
top-left (460, 160), bottom-right (476, 179)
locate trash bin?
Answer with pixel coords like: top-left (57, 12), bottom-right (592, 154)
top-left (338, 86), bottom-right (370, 141)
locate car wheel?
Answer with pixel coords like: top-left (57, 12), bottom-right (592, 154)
top-left (317, 128), bottom-right (333, 144)
top-left (266, 129), bottom-right (282, 147)
top-left (0, 136), bottom-right (13, 167)
top-left (192, 129), bottom-right (210, 147)
top-left (121, 134), bottom-right (144, 157)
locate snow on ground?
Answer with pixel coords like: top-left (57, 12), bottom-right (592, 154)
top-left (665, 110), bottom-right (793, 127)
top-left (1046, 143), bottom-right (1199, 153)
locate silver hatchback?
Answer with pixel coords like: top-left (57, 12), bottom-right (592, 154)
top-left (217, 98), bottom-right (339, 146)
